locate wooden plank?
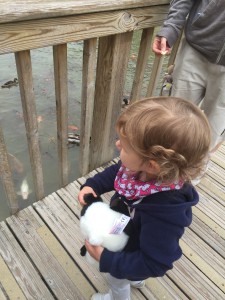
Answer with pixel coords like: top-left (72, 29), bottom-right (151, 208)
top-left (181, 230), bottom-right (225, 292)
top-left (0, 126), bottom-right (19, 214)
top-left (190, 215), bottom-right (225, 259)
top-left (212, 152), bottom-right (225, 170)
top-left (53, 44), bottom-right (69, 186)
top-left (0, 221), bottom-right (53, 300)
top-left (168, 256), bottom-right (225, 299)
top-left (90, 32), bottom-right (133, 169)
top-left (15, 50), bottom-right (45, 201)
top-left (0, 287), bottom-right (8, 300)
top-left (33, 193), bottom-right (146, 299)
top-left (0, 0), bottom-right (170, 24)
top-left (34, 193), bottom-right (109, 293)
top-left (197, 179), bottom-right (225, 208)
top-left (77, 170), bottom-right (98, 185)
top-left (192, 206), bottom-right (225, 240)
top-left (217, 143), bottom-right (225, 157)
top-left (80, 38), bottom-right (97, 175)
top-left (57, 179), bottom-right (113, 211)
top-left (6, 206), bottom-right (88, 299)
top-left (56, 182), bottom-right (81, 217)
top-left (37, 226), bottom-right (95, 299)
top-left (0, 6), bottom-right (169, 54)
top-left (203, 163), bottom-right (225, 191)
top-left (146, 54), bottom-right (165, 96)
top-left (144, 276), bottom-right (188, 300)
top-left (0, 255), bottom-right (26, 300)
top-left (130, 27), bottom-right (154, 102)
top-left (196, 192), bottom-right (225, 229)
top-left (167, 30), bottom-right (183, 66)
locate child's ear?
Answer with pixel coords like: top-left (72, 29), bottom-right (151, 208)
top-left (146, 160), bottom-right (160, 174)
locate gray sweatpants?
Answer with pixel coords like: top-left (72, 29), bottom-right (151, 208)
top-left (171, 39), bottom-right (225, 149)
top-left (107, 274), bottom-right (130, 300)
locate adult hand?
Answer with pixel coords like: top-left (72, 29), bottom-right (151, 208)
top-left (152, 36), bottom-right (171, 55)
top-left (85, 240), bottom-right (104, 262)
top-left (78, 186), bottom-right (97, 205)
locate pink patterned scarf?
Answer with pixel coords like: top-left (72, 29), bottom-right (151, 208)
top-left (114, 164), bottom-right (184, 201)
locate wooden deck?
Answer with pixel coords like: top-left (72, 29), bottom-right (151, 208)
top-left (0, 146), bottom-right (225, 300)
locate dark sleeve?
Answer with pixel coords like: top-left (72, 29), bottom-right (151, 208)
top-left (99, 211), bottom-right (185, 279)
top-left (157, 0), bottom-right (194, 47)
top-left (81, 162), bottom-right (121, 195)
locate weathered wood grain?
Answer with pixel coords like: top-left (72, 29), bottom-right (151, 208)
top-left (167, 30), bottom-right (184, 66)
top-left (0, 221), bottom-right (54, 299)
top-left (168, 255), bottom-right (225, 299)
top-left (0, 0), bottom-right (170, 24)
top-left (144, 276), bottom-right (188, 300)
top-left (89, 32), bottom-right (133, 169)
top-left (181, 229), bottom-right (225, 292)
top-left (53, 44), bottom-right (69, 186)
top-left (197, 191), bottom-right (225, 229)
top-left (202, 162), bottom-right (225, 192)
top-left (80, 38), bottom-right (97, 175)
top-left (0, 255), bottom-right (27, 300)
top-left (190, 215), bottom-right (225, 259)
top-left (0, 6), bottom-right (169, 54)
top-left (6, 206), bottom-right (89, 299)
top-left (15, 50), bottom-right (45, 201)
top-left (0, 127), bottom-right (18, 214)
top-left (130, 27), bottom-right (154, 102)
top-left (192, 206), bottom-right (225, 240)
top-left (146, 54), bottom-right (165, 96)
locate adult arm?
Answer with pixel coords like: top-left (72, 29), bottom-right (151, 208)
top-left (153, 0), bottom-right (194, 54)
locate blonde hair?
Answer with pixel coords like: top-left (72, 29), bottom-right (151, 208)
top-left (116, 97), bottom-right (211, 183)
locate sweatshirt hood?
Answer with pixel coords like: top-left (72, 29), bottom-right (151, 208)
top-left (128, 183), bottom-right (198, 228)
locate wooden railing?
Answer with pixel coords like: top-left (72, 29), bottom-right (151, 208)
top-left (0, 0), bottom-right (181, 215)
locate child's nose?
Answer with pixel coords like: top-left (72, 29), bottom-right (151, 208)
top-left (115, 140), bottom-right (121, 151)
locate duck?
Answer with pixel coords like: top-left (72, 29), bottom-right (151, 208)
top-left (122, 96), bottom-right (130, 108)
top-left (160, 65), bottom-right (174, 96)
top-left (1, 78), bottom-right (18, 88)
top-left (68, 133), bottom-right (80, 145)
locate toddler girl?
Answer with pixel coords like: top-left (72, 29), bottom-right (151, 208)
top-left (78, 96), bottom-right (211, 300)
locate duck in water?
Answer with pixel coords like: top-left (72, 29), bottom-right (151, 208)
top-left (1, 78), bottom-right (18, 88)
top-left (68, 133), bottom-right (80, 145)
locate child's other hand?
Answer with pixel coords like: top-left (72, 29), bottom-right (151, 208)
top-left (78, 186), bottom-right (97, 205)
top-left (85, 240), bottom-right (104, 262)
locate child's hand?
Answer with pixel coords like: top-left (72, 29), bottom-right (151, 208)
top-left (78, 186), bottom-right (97, 205)
top-left (85, 240), bottom-right (104, 262)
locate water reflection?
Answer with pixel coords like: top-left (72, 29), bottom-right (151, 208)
top-left (0, 31), bottom-right (166, 220)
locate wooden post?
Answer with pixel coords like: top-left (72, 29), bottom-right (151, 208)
top-left (80, 38), bottom-right (97, 176)
top-left (15, 50), bottom-right (45, 201)
top-left (89, 32), bottom-right (133, 170)
top-left (130, 27), bottom-right (154, 102)
top-left (0, 126), bottom-right (19, 214)
top-left (168, 29), bottom-right (184, 67)
top-left (53, 44), bottom-right (69, 186)
top-left (146, 55), bottom-right (164, 97)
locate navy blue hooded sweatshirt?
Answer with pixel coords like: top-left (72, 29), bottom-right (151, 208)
top-left (82, 162), bottom-right (199, 280)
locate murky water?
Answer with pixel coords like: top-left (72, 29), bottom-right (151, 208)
top-left (0, 31), bottom-right (167, 221)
